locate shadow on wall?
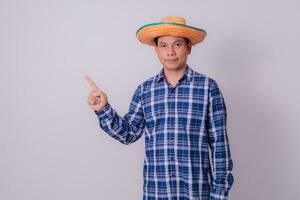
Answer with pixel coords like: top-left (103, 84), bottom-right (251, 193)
top-left (214, 33), bottom-right (295, 200)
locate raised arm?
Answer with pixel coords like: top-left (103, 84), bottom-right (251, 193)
top-left (85, 75), bottom-right (145, 145)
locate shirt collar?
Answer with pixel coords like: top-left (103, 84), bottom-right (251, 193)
top-left (155, 65), bottom-right (194, 84)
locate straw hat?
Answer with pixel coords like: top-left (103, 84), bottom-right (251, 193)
top-left (136, 16), bottom-right (207, 46)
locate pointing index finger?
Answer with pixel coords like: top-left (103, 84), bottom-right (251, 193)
top-left (85, 75), bottom-right (101, 91)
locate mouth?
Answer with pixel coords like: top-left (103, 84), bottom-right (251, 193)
top-left (166, 58), bottom-right (179, 62)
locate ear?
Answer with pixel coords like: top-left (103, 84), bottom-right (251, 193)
top-left (187, 43), bottom-right (192, 54)
top-left (154, 45), bottom-right (158, 54)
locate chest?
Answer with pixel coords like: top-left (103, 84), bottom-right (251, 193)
top-left (141, 83), bottom-right (209, 124)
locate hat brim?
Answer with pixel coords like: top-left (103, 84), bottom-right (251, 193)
top-left (136, 22), bottom-right (207, 46)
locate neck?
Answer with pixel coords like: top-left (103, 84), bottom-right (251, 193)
top-left (163, 65), bottom-right (187, 87)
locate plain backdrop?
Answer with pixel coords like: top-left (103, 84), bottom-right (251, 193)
top-left (1, 0), bottom-right (299, 199)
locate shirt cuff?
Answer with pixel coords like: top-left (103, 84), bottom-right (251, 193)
top-left (94, 103), bottom-right (113, 119)
top-left (210, 187), bottom-right (229, 200)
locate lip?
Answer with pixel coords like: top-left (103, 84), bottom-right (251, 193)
top-left (166, 58), bottom-right (179, 62)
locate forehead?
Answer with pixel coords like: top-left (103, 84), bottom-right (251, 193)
top-left (157, 35), bottom-right (186, 43)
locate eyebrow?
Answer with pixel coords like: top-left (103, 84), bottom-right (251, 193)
top-left (158, 39), bottom-right (185, 45)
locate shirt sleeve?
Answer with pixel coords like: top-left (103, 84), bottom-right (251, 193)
top-left (94, 85), bottom-right (145, 145)
top-left (207, 79), bottom-right (234, 200)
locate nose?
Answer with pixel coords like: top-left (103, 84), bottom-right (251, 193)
top-left (167, 46), bottom-right (176, 56)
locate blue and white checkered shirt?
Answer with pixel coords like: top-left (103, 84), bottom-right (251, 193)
top-left (95, 65), bottom-right (234, 200)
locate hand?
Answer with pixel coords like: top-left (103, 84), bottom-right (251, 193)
top-left (85, 75), bottom-right (108, 112)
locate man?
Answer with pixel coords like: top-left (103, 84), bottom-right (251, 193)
top-left (86, 16), bottom-right (234, 200)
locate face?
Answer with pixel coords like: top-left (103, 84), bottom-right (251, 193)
top-left (155, 36), bottom-right (192, 72)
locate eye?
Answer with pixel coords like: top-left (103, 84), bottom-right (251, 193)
top-left (160, 44), bottom-right (167, 48)
top-left (175, 42), bottom-right (182, 47)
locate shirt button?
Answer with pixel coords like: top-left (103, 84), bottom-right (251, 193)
top-left (169, 88), bottom-right (175, 93)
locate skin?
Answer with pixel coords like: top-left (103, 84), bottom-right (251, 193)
top-left (86, 35), bottom-right (192, 112)
top-left (85, 75), bottom-right (108, 112)
top-left (155, 35), bottom-right (192, 86)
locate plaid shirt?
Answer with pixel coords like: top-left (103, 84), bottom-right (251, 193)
top-left (95, 65), bottom-right (234, 200)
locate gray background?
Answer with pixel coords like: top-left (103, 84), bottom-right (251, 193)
top-left (1, 0), bottom-right (299, 199)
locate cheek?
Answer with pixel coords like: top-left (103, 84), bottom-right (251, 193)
top-left (177, 52), bottom-right (186, 60)
top-left (179, 50), bottom-right (189, 60)
top-left (156, 51), bottom-right (166, 61)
